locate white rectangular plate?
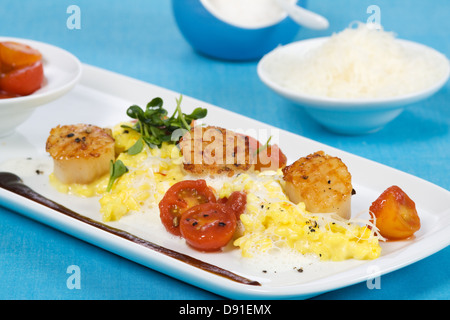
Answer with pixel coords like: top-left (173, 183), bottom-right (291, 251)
top-left (1, 64), bottom-right (449, 299)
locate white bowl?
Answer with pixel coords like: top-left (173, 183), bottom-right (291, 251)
top-left (0, 37), bottom-right (82, 137)
top-left (257, 37), bottom-right (450, 134)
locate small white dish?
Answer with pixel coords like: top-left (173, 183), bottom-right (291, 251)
top-left (0, 37), bottom-right (82, 137)
top-left (257, 37), bottom-right (450, 135)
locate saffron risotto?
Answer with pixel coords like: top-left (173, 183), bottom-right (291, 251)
top-left (50, 123), bottom-right (381, 261)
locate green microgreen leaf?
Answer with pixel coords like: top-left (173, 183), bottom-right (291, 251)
top-left (255, 136), bottom-right (272, 155)
top-left (127, 138), bottom-right (144, 155)
top-left (106, 160), bottom-right (129, 192)
top-left (124, 95), bottom-right (207, 149)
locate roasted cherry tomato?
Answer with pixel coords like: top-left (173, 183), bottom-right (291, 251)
top-left (242, 134), bottom-right (260, 152)
top-left (0, 90), bottom-right (20, 99)
top-left (180, 202), bottom-right (237, 252)
top-left (219, 191), bottom-right (247, 219)
top-left (159, 180), bottom-right (216, 236)
top-left (240, 134), bottom-right (287, 171)
top-left (0, 60), bottom-right (44, 96)
top-left (0, 41), bottom-right (42, 69)
top-left (369, 185), bottom-right (421, 240)
top-left (254, 144), bottom-right (287, 172)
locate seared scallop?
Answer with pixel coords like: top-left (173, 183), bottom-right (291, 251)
top-left (178, 126), bottom-right (254, 177)
top-left (282, 151), bottom-right (353, 219)
top-left (46, 124), bottom-right (115, 184)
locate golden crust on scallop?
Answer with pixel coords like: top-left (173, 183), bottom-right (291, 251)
top-left (46, 124), bottom-right (114, 160)
top-left (282, 151), bottom-right (353, 219)
top-left (178, 126), bottom-right (255, 177)
top-left (46, 124), bottom-right (115, 184)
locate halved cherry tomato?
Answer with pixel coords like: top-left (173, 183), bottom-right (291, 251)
top-left (159, 180), bottom-right (216, 236)
top-left (219, 191), bottom-right (247, 219)
top-left (0, 41), bottom-right (42, 69)
top-left (0, 60), bottom-right (44, 96)
top-left (180, 202), bottom-right (237, 252)
top-left (369, 185), bottom-right (421, 240)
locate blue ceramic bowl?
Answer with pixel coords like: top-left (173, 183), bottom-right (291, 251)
top-left (172, 0), bottom-right (306, 61)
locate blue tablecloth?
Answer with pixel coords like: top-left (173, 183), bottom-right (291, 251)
top-left (0, 0), bottom-right (448, 300)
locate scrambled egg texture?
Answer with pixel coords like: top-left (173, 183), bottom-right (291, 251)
top-left (219, 173), bottom-right (381, 261)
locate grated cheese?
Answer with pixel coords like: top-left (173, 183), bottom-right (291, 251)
top-left (264, 22), bottom-right (449, 99)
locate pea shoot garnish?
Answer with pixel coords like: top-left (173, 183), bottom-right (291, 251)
top-left (255, 136), bottom-right (272, 155)
top-left (106, 159), bottom-right (128, 192)
top-left (107, 95), bottom-right (207, 192)
top-left (123, 95), bottom-right (207, 152)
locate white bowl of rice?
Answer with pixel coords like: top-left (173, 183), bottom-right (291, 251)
top-left (257, 22), bottom-right (450, 134)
